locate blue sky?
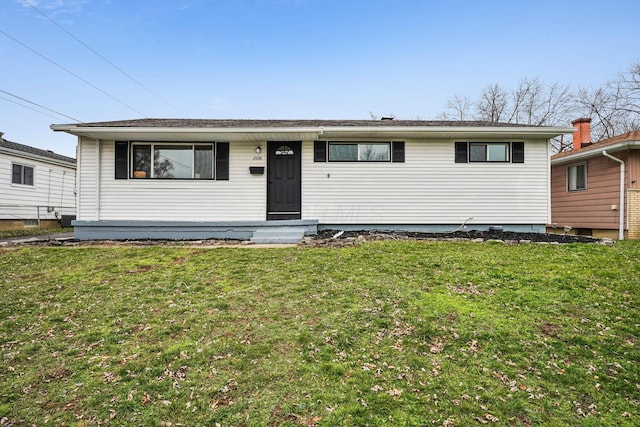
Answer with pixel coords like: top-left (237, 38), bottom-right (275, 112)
top-left (1, 0), bottom-right (638, 157)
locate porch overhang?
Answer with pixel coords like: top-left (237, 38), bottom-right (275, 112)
top-left (51, 123), bottom-right (573, 142)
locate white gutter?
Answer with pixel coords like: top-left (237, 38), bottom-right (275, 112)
top-left (50, 125), bottom-right (324, 134)
top-left (602, 150), bottom-right (625, 240)
top-left (51, 125), bottom-right (573, 143)
top-left (551, 140), bottom-right (640, 165)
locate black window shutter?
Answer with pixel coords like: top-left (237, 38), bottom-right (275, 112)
top-left (455, 142), bottom-right (468, 163)
top-left (392, 141), bottom-right (405, 163)
top-left (512, 142), bottom-right (524, 163)
top-left (114, 141), bottom-right (129, 179)
top-left (314, 141), bottom-right (327, 162)
top-left (216, 142), bottom-right (229, 180)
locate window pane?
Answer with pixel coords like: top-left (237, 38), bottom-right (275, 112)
top-left (133, 145), bottom-right (151, 178)
top-left (12, 164), bottom-right (22, 184)
top-left (359, 143), bottom-right (390, 161)
top-left (23, 166), bottom-right (34, 185)
top-left (576, 165), bottom-right (586, 189)
top-left (329, 144), bottom-right (357, 161)
top-left (194, 146), bottom-right (213, 179)
top-left (154, 146), bottom-right (193, 178)
top-left (275, 145), bottom-right (294, 156)
top-left (487, 144), bottom-right (508, 161)
top-left (568, 164), bottom-right (586, 191)
top-left (469, 144), bottom-right (486, 162)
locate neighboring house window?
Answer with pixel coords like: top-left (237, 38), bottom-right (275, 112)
top-left (568, 163), bottom-right (587, 191)
top-left (314, 141), bottom-right (405, 163)
top-left (114, 142), bottom-right (229, 180)
top-left (455, 142), bottom-right (524, 163)
top-left (12, 163), bottom-right (34, 185)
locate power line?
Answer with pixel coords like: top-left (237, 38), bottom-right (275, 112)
top-left (0, 89), bottom-right (81, 122)
top-left (0, 28), bottom-right (147, 117)
top-left (22, 0), bottom-right (187, 117)
top-left (0, 94), bottom-right (65, 122)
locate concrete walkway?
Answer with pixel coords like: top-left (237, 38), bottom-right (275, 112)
top-left (0, 232), bottom-right (75, 245)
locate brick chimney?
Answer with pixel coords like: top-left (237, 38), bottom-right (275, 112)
top-left (572, 118), bottom-right (592, 150)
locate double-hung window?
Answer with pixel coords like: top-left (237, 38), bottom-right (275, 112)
top-left (567, 163), bottom-right (587, 191)
top-left (12, 163), bottom-right (34, 185)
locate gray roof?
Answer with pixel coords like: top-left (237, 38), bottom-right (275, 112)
top-left (0, 138), bottom-right (76, 165)
top-left (59, 118), bottom-right (539, 129)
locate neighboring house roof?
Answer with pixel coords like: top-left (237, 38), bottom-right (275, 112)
top-left (0, 137), bottom-right (76, 168)
top-left (52, 118), bottom-right (574, 141)
top-left (551, 130), bottom-right (640, 165)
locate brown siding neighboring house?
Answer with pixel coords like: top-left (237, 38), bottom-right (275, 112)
top-left (550, 118), bottom-right (640, 239)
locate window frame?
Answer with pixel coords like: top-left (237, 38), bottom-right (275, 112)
top-left (455, 141), bottom-right (524, 164)
top-left (327, 141), bottom-right (391, 162)
top-left (11, 163), bottom-right (35, 186)
top-left (130, 142), bottom-right (215, 180)
top-left (469, 142), bottom-right (510, 163)
top-left (567, 162), bottom-right (587, 192)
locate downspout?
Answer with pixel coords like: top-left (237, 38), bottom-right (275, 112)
top-left (96, 139), bottom-right (101, 221)
top-left (602, 150), bottom-right (625, 240)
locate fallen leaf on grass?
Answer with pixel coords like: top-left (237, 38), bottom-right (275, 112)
top-left (430, 340), bottom-right (444, 354)
top-left (387, 388), bottom-right (403, 397)
top-left (292, 414), bottom-right (323, 426)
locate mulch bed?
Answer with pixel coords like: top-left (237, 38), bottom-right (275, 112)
top-left (1, 229), bottom-right (607, 248)
top-left (307, 229), bottom-right (604, 246)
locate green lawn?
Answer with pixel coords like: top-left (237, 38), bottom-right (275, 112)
top-left (1, 241), bottom-right (639, 426)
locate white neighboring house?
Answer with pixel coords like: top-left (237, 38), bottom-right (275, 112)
top-left (51, 119), bottom-right (572, 241)
top-left (0, 132), bottom-right (76, 230)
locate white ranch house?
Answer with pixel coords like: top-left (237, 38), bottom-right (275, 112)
top-left (0, 133), bottom-right (76, 230)
top-left (52, 119), bottom-right (573, 242)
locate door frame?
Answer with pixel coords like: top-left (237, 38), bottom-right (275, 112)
top-left (266, 141), bottom-right (302, 220)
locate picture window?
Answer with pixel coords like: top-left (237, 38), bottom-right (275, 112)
top-left (131, 143), bottom-right (213, 179)
top-left (328, 142), bottom-right (390, 162)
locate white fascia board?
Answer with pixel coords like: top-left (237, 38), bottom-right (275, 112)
top-left (315, 126), bottom-right (575, 140)
top-left (50, 125), bottom-right (324, 142)
top-left (51, 124), bottom-right (575, 141)
top-left (551, 140), bottom-right (640, 165)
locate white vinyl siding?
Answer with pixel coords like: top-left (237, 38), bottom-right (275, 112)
top-left (77, 137), bottom-right (98, 220)
top-left (0, 151), bottom-right (76, 222)
top-left (77, 137), bottom-right (549, 227)
top-left (87, 140), bottom-right (265, 221)
top-left (302, 139), bottom-right (549, 225)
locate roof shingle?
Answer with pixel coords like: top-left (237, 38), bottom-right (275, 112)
top-left (0, 138), bottom-right (76, 165)
top-left (58, 118), bottom-right (546, 129)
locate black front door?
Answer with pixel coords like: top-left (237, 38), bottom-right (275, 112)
top-left (267, 141), bottom-right (301, 220)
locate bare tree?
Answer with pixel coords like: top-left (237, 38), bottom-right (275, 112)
top-left (575, 62), bottom-right (640, 141)
top-left (438, 77), bottom-right (575, 152)
top-left (475, 83), bottom-right (509, 122)
top-left (436, 95), bottom-right (472, 121)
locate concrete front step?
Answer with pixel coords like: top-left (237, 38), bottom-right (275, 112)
top-left (250, 227), bottom-right (307, 244)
